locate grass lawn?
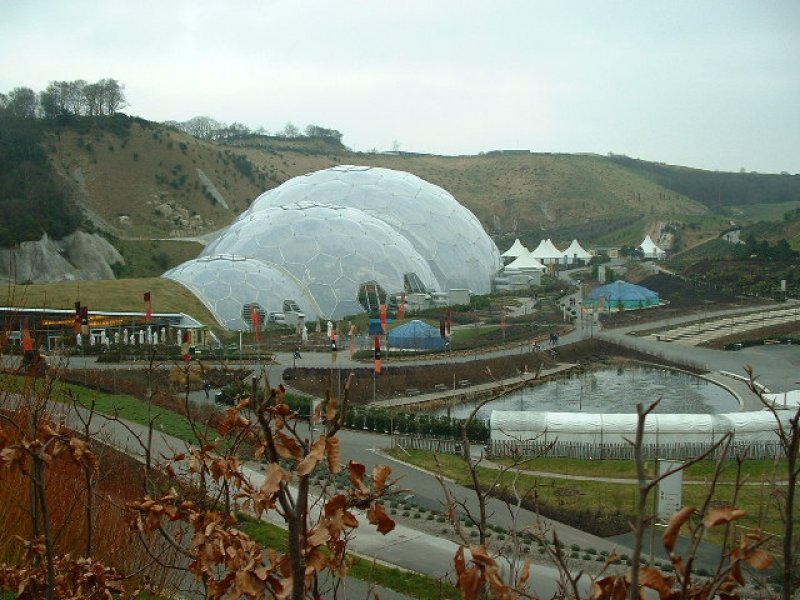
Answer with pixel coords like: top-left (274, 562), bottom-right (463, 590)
top-left (0, 374), bottom-right (202, 446)
top-left (3, 277), bottom-right (219, 330)
top-left (388, 449), bottom-right (789, 546)
top-left (491, 455), bottom-right (788, 483)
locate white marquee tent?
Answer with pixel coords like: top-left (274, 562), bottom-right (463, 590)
top-left (503, 249), bottom-right (546, 274)
top-left (563, 239), bottom-right (592, 264)
top-left (530, 239), bottom-right (563, 265)
top-left (639, 235), bottom-right (666, 259)
top-left (501, 238), bottom-right (529, 260)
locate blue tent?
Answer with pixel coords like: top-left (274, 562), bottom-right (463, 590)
top-left (587, 281), bottom-right (659, 309)
top-left (387, 319), bottom-right (445, 350)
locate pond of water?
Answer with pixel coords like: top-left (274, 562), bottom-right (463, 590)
top-left (436, 365), bottom-right (740, 421)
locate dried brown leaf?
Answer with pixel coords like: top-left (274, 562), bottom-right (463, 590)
top-left (372, 464), bottom-right (391, 494)
top-left (469, 545), bottom-right (495, 567)
top-left (703, 506), bottom-right (746, 529)
top-left (260, 463), bottom-right (290, 496)
top-left (326, 436), bottom-right (341, 474)
top-left (592, 575), bottom-right (629, 600)
top-left (367, 503), bottom-right (395, 535)
top-left (745, 548), bottom-right (772, 570)
top-left (454, 545), bottom-right (466, 576)
top-left (326, 397), bottom-right (338, 423)
top-left (517, 559), bottom-right (531, 588)
top-left (348, 461), bottom-right (368, 493)
top-left (458, 568), bottom-right (483, 600)
top-left (639, 566), bottom-right (674, 598)
top-left (297, 436), bottom-right (327, 476)
top-left (663, 506), bottom-right (695, 552)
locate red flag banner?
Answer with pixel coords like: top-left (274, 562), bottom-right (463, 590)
top-left (182, 330), bottom-right (191, 363)
top-left (251, 306), bottom-right (261, 342)
top-left (439, 317), bottom-right (446, 339)
top-left (446, 308), bottom-right (452, 334)
top-left (80, 306), bottom-right (89, 336)
top-left (374, 335), bottom-right (382, 374)
top-left (73, 301), bottom-right (81, 333)
top-left (144, 291), bottom-right (152, 323)
top-left (22, 328), bottom-right (33, 353)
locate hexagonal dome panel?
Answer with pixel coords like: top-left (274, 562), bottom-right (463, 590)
top-left (247, 166), bottom-right (501, 292)
top-left (163, 255), bottom-right (318, 330)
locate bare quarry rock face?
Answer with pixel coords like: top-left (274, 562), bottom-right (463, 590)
top-left (146, 196), bottom-right (211, 237)
top-left (0, 232), bottom-right (125, 283)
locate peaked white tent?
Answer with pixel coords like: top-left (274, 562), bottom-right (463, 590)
top-left (639, 235), bottom-right (665, 259)
top-left (501, 238), bottom-right (528, 260)
top-left (530, 239), bottom-right (562, 265)
top-left (563, 239), bottom-right (592, 264)
top-left (503, 249), bottom-right (546, 274)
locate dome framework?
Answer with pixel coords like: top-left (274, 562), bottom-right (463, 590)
top-left (164, 166), bottom-right (501, 328)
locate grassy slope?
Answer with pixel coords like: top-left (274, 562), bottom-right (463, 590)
top-left (42, 120), bottom-right (799, 304)
top-left (112, 238), bottom-right (204, 278)
top-left (48, 123), bottom-right (267, 238)
top-left (3, 277), bottom-right (220, 328)
top-left (353, 153), bottom-right (712, 246)
top-left (48, 123), bottom-right (720, 249)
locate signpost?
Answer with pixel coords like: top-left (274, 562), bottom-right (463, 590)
top-left (651, 459), bottom-right (684, 563)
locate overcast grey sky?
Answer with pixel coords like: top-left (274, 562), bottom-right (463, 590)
top-left (2, 1), bottom-right (798, 173)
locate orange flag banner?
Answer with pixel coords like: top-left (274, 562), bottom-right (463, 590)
top-left (397, 293), bottom-right (406, 320)
top-left (379, 304), bottom-right (388, 333)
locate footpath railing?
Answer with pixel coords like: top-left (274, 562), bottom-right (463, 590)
top-left (393, 435), bottom-right (462, 454)
top-left (489, 439), bottom-right (784, 460)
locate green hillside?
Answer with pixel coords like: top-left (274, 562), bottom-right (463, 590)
top-left (3, 111), bottom-right (799, 259)
top-left (43, 120), bottom-right (718, 249)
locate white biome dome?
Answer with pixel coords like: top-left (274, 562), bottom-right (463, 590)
top-left (164, 165), bottom-right (501, 328)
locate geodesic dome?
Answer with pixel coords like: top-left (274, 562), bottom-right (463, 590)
top-left (162, 255), bottom-right (319, 330)
top-left (164, 165), bottom-right (501, 328)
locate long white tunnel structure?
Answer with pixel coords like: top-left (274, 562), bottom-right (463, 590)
top-left (490, 410), bottom-right (794, 459)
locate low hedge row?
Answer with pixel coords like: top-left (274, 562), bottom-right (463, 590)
top-left (220, 387), bottom-right (489, 442)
